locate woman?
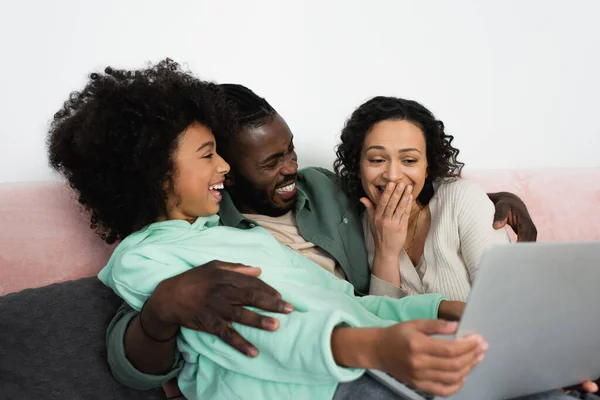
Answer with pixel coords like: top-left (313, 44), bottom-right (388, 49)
top-left (334, 96), bottom-right (599, 396)
top-left (334, 96), bottom-right (511, 301)
top-left (47, 59), bottom-right (486, 400)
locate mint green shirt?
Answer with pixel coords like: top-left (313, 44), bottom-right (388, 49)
top-left (104, 166), bottom-right (372, 391)
top-left (98, 214), bottom-right (444, 400)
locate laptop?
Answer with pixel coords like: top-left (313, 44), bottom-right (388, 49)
top-left (368, 241), bottom-right (600, 400)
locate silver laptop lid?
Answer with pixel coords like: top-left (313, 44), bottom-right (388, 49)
top-left (443, 241), bottom-right (600, 400)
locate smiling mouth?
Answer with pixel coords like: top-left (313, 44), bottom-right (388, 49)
top-left (208, 182), bottom-right (224, 201)
top-left (275, 180), bottom-right (297, 201)
top-left (276, 182), bottom-right (296, 194)
top-left (209, 182), bottom-right (224, 191)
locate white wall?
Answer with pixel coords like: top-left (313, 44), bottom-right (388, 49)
top-left (1, 0), bottom-right (599, 183)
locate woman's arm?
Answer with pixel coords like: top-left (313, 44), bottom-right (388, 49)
top-left (361, 183), bottom-right (414, 293)
top-left (454, 180), bottom-right (512, 281)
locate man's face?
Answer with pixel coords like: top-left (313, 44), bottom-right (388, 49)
top-left (225, 113), bottom-right (299, 217)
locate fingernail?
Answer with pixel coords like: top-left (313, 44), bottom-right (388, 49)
top-left (284, 304), bottom-right (294, 313)
top-left (264, 319), bottom-right (277, 330)
top-left (446, 321), bottom-right (458, 329)
top-left (481, 341), bottom-right (489, 351)
top-left (387, 183), bottom-right (394, 190)
top-left (248, 347), bottom-right (258, 357)
top-left (407, 185), bottom-right (413, 192)
top-left (478, 354), bottom-right (485, 362)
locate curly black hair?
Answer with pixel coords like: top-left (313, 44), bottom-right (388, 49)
top-left (48, 58), bottom-right (237, 244)
top-left (334, 96), bottom-right (464, 207)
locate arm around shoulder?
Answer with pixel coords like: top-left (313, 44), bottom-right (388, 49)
top-left (450, 179), bottom-right (511, 280)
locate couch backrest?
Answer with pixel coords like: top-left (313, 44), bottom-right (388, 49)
top-left (464, 168), bottom-right (600, 243)
top-left (0, 181), bottom-right (114, 296)
top-left (1, 168), bottom-right (599, 296)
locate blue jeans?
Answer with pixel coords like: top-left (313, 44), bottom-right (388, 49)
top-left (332, 374), bottom-right (600, 400)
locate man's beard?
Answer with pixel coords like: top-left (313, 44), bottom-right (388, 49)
top-left (229, 173), bottom-right (295, 217)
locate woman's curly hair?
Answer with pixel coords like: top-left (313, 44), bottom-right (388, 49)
top-left (48, 59), bottom-right (237, 244)
top-left (334, 96), bottom-right (464, 207)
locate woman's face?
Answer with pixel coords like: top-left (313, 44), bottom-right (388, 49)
top-left (359, 119), bottom-right (428, 205)
top-left (165, 121), bottom-right (230, 222)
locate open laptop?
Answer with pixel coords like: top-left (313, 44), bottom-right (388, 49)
top-left (368, 241), bottom-right (600, 400)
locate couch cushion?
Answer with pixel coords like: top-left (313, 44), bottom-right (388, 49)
top-left (0, 181), bottom-right (115, 295)
top-left (0, 277), bottom-right (166, 400)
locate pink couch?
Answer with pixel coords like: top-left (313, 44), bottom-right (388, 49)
top-left (1, 168), bottom-right (599, 296)
top-left (1, 168), bottom-right (598, 398)
top-left (0, 181), bottom-right (115, 296)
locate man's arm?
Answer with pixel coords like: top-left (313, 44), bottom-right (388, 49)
top-left (106, 303), bottom-right (181, 390)
top-left (452, 180), bottom-right (512, 281)
top-left (105, 262), bottom-right (292, 390)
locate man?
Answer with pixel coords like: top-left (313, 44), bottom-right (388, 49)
top-left (105, 84), bottom-right (595, 399)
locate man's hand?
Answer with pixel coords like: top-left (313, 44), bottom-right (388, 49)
top-left (487, 192), bottom-right (538, 242)
top-left (373, 320), bottom-right (487, 397)
top-left (143, 260), bottom-right (293, 357)
top-left (437, 300), bottom-right (465, 321)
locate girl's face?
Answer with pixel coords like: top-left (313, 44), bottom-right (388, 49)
top-left (359, 119), bottom-right (428, 205)
top-left (164, 121), bottom-right (230, 222)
